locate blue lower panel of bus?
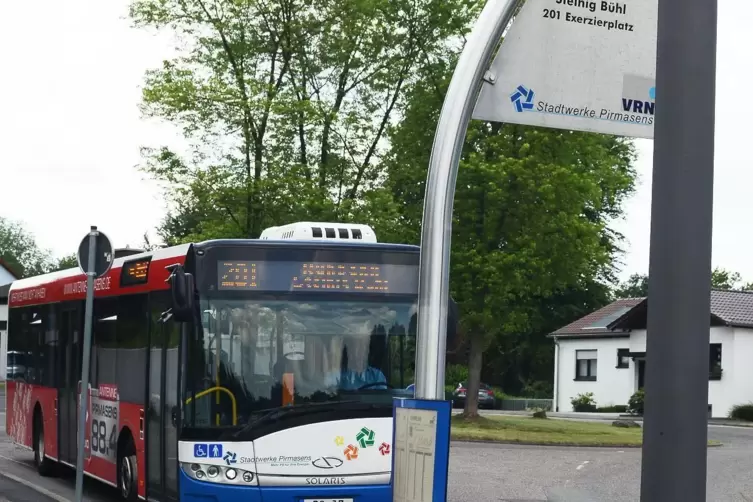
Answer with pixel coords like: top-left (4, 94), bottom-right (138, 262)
top-left (180, 470), bottom-right (391, 502)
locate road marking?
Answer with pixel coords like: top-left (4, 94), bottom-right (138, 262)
top-left (576, 460), bottom-right (590, 470)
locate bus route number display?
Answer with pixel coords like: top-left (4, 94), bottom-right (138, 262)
top-left (121, 259), bottom-right (150, 286)
top-left (218, 260), bottom-right (418, 294)
top-left (89, 394), bottom-right (119, 463)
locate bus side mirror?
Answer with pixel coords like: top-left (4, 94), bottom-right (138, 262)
top-left (167, 265), bottom-right (195, 323)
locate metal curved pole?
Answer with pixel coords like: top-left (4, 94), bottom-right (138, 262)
top-left (414, 0), bottom-right (521, 400)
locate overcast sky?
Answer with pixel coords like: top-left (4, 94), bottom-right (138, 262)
top-left (1, 1), bottom-right (750, 283)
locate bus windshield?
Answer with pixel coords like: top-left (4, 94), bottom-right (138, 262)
top-left (183, 297), bottom-right (416, 428)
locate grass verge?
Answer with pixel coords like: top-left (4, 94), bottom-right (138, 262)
top-left (450, 415), bottom-right (721, 447)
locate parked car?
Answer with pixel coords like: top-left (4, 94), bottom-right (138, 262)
top-left (452, 381), bottom-right (496, 409)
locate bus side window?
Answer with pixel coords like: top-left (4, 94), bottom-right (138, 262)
top-left (93, 298), bottom-right (119, 390)
top-left (8, 307), bottom-right (33, 383)
top-left (117, 293), bottom-right (149, 405)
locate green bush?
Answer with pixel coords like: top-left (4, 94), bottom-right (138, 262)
top-left (492, 387), bottom-right (509, 401)
top-left (522, 380), bottom-right (553, 399)
top-left (729, 403), bottom-right (753, 422)
top-left (444, 385), bottom-right (456, 400)
top-left (445, 364), bottom-right (469, 387)
top-left (571, 392), bottom-right (597, 412)
top-left (628, 389), bottom-right (645, 415)
top-left (596, 405), bottom-right (628, 413)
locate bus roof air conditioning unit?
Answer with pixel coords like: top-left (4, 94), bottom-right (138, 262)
top-left (259, 222), bottom-right (377, 243)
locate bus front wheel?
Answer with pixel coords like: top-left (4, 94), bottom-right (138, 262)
top-left (118, 439), bottom-right (138, 501)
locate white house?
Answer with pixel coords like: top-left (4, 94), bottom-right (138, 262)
top-left (0, 259), bottom-right (19, 381)
top-left (550, 290), bottom-right (753, 418)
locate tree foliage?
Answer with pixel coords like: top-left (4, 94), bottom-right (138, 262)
top-left (129, 0), bottom-right (477, 241)
top-left (614, 273), bottom-right (648, 298)
top-left (51, 254), bottom-right (79, 272)
top-left (385, 59), bottom-right (637, 415)
top-left (0, 217), bottom-right (54, 278)
top-left (129, 0), bottom-right (642, 413)
top-left (614, 267), bottom-right (753, 298)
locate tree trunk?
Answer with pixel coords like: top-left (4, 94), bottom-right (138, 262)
top-left (463, 332), bottom-right (484, 418)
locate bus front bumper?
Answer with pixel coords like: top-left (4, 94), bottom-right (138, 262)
top-left (179, 470), bottom-right (391, 502)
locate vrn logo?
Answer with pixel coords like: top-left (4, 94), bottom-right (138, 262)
top-left (622, 86), bottom-right (655, 115)
top-left (510, 85), bottom-right (535, 112)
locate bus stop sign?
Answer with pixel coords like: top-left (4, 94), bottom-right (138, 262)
top-left (77, 227), bottom-right (113, 278)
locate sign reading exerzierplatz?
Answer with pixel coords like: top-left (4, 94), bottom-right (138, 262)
top-left (473, 0), bottom-right (658, 138)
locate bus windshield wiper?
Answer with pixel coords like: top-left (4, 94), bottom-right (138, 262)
top-left (229, 400), bottom-right (382, 439)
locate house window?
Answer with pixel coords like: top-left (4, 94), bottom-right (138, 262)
top-left (709, 343), bottom-right (722, 380)
top-left (617, 348), bottom-right (630, 368)
top-left (575, 349), bottom-right (597, 381)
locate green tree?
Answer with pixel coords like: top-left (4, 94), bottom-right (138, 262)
top-left (614, 267), bottom-right (750, 298)
top-left (0, 217), bottom-right (53, 278)
top-left (51, 254), bottom-right (79, 272)
top-left (129, 0), bottom-right (476, 243)
top-left (385, 60), bottom-right (637, 417)
top-left (480, 279), bottom-right (613, 397)
top-left (614, 273), bottom-right (648, 298)
top-left (711, 267), bottom-right (743, 290)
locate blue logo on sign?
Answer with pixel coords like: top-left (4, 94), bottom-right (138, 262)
top-left (510, 85), bottom-right (535, 113)
top-left (648, 86), bottom-right (656, 100)
top-left (223, 451), bottom-right (237, 465)
top-left (193, 444), bottom-right (208, 458)
top-left (208, 444), bottom-right (223, 458)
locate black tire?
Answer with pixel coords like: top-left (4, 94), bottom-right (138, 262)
top-left (118, 439), bottom-right (138, 501)
top-left (33, 413), bottom-right (55, 477)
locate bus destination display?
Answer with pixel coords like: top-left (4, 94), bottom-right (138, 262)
top-left (217, 260), bottom-right (418, 295)
top-left (121, 259), bottom-right (150, 286)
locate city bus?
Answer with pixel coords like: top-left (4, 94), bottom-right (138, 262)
top-left (6, 222), bottom-right (457, 502)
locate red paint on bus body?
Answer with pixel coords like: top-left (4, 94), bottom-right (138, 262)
top-left (6, 245), bottom-right (190, 499)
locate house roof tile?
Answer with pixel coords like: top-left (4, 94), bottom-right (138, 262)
top-left (551, 289), bottom-right (753, 336)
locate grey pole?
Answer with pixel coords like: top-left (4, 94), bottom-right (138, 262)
top-left (74, 227), bottom-right (98, 502)
top-left (639, 0), bottom-right (718, 499)
top-left (414, 0), bottom-right (521, 400)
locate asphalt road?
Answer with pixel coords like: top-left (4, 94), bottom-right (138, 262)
top-left (0, 474), bottom-right (59, 502)
top-left (447, 425), bottom-right (753, 502)
top-left (1, 419), bottom-right (753, 501)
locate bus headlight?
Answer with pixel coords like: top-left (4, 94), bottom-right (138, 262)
top-left (181, 463), bottom-right (257, 486)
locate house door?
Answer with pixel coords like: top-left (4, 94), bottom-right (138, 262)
top-left (638, 360), bottom-right (646, 389)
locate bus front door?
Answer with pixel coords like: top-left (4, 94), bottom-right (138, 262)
top-left (146, 295), bottom-right (179, 501)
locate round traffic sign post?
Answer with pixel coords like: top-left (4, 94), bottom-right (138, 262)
top-left (76, 226), bottom-right (113, 278)
top-left (74, 226), bottom-right (113, 502)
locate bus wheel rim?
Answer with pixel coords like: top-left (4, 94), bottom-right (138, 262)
top-left (121, 457), bottom-right (132, 498)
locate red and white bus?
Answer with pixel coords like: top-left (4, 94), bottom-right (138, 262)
top-left (6, 223), bottom-right (457, 502)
